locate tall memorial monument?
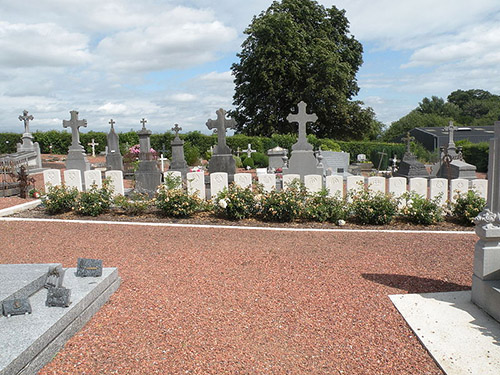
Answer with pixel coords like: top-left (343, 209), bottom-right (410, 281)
top-left (168, 124), bottom-right (188, 177)
top-left (106, 119), bottom-right (123, 171)
top-left (63, 110), bottom-right (90, 175)
top-left (282, 101), bottom-right (323, 180)
top-left (17, 110), bottom-right (42, 170)
top-left (134, 118), bottom-right (161, 195)
top-left (472, 120), bottom-right (500, 322)
top-left (206, 108), bottom-right (236, 175)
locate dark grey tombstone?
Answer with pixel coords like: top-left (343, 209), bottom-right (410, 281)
top-left (282, 101), bottom-right (323, 181)
top-left (169, 124), bottom-right (188, 178)
top-left (16, 110), bottom-right (42, 170)
top-left (76, 258), bottom-right (103, 277)
top-left (46, 287), bottom-right (71, 308)
top-left (206, 109), bottom-right (236, 175)
top-left (267, 146), bottom-right (287, 171)
top-left (134, 118), bottom-right (162, 196)
top-left (63, 110), bottom-right (91, 177)
top-left (44, 265), bottom-right (65, 289)
top-left (106, 119), bottom-right (124, 171)
top-left (2, 298), bottom-right (32, 317)
top-left (395, 132), bottom-right (429, 178)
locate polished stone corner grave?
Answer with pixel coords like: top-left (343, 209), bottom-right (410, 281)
top-left (0, 264), bottom-right (120, 375)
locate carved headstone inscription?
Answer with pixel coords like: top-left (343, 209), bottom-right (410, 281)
top-left (76, 258), bottom-right (103, 277)
top-left (46, 287), bottom-right (71, 308)
top-left (2, 298), bottom-right (32, 317)
top-left (44, 265), bottom-right (65, 289)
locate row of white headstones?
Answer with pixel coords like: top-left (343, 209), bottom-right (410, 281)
top-left (42, 169), bottom-right (487, 206)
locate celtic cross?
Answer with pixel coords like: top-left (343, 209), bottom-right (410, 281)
top-left (287, 101), bottom-right (317, 151)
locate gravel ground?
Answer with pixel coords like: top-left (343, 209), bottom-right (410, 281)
top-left (0, 197), bottom-right (35, 210)
top-left (0, 217), bottom-right (476, 374)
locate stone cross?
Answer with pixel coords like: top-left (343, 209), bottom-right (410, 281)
top-left (19, 110), bottom-right (34, 134)
top-left (172, 124), bottom-right (182, 138)
top-left (63, 111), bottom-right (87, 148)
top-left (245, 143), bottom-right (256, 158)
top-left (88, 138), bottom-right (99, 157)
top-left (444, 121), bottom-right (457, 147)
top-left (159, 153), bottom-right (168, 172)
top-left (287, 101), bottom-right (317, 147)
top-left (140, 118), bottom-right (147, 129)
top-left (402, 132), bottom-right (415, 154)
top-left (109, 119), bottom-right (115, 129)
top-left (206, 108), bottom-right (235, 152)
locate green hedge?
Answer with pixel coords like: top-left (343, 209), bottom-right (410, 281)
top-left (461, 142), bottom-right (489, 173)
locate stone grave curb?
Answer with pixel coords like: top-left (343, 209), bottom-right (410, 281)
top-left (0, 200), bottom-right (41, 217)
top-left (1, 268), bottom-right (120, 375)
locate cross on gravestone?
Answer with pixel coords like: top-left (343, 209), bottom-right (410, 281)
top-left (206, 108), bottom-right (235, 152)
top-left (140, 118), bottom-right (147, 129)
top-left (287, 101), bottom-right (317, 151)
top-left (402, 132), bottom-right (415, 154)
top-left (245, 143), bottom-right (256, 158)
top-left (377, 150), bottom-right (387, 171)
top-left (444, 120), bottom-right (458, 147)
top-left (391, 154), bottom-right (400, 168)
top-left (159, 153), bottom-right (168, 172)
top-left (87, 138), bottom-right (99, 157)
top-left (63, 111), bottom-right (87, 148)
top-left (109, 119), bottom-right (115, 129)
top-left (19, 110), bottom-right (34, 134)
top-left (172, 124), bottom-right (182, 138)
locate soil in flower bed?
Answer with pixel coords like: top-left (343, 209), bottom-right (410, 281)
top-left (9, 204), bottom-right (474, 231)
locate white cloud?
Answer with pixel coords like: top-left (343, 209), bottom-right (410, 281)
top-left (169, 93), bottom-right (197, 102)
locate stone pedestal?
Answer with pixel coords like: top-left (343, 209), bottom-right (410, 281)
top-left (472, 222), bottom-right (500, 322)
top-left (16, 133), bottom-right (42, 170)
top-left (134, 121), bottom-right (161, 196)
top-left (395, 153), bottom-right (428, 178)
top-left (208, 154), bottom-right (236, 175)
top-left (65, 147), bottom-right (90, 175)
top-left (106, 152), bottom-right (123, 171)
top-left (283, 150), bottom-right (323, 180)
top-left (169, 136), bottom-right (188, 178)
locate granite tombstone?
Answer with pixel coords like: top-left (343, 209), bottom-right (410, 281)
top-left (206, 109), bottom-right (236, 175)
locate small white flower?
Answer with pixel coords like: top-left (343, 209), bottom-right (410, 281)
top-left (337, 219), bottom-right (346, 226)
top-left (219, 198), bottom-right (228, 209)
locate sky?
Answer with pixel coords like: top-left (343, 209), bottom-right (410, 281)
top-left (2, 0), bottom-right (500, 136)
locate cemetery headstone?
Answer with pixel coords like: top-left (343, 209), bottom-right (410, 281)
top-left (45, 287), bottom-right (71, 308)
top-left (169, 124), bottom-right (188, 178)
top-left (432, 121), bottom-right (477, 179)
top-left (76, 258), bottom-right (103, 277)
top-left (367, 176), bottom-right (385, 194)
top-left (43, 169), bottom-right (62, 191)
top-left (325, 175), bottom-right (344, 197)
top-left (63, 110), bottom-right (91, 177)
top-left (304, 174), bottom-right (322, 193)
top-left (64, 169), bottom-right (83, 192)
top-left (106, 119), bottom-right (124, 171)
top-left (267, 146), bottom-right (287, 171)
top-left (84, 170), bottom-right (102, 190)
top-left (429, 178), bottom-right (448, 206)
top-left (388, 177), bottom-right (407, 207)
top-left (282, 101), bottom-right (323, 180)
top-left (346, 176), bottom-right (364, 197)
top-left (135, 118), bottom-right (162, 196)
top-left (450, 178), bottom-right (468, 203)
top-left (16, 110), bottom-right (42, 170)
top-left (186, 171), bottom-right (205, 199)
top-left (258, 174), bottom-right (276, 192)
top-left (321, 151), bottom-right (351, 178)
top-left (472, 179), bottom-right (488, 200)
top-left (206, 108), bottom-right (236, 175)
top-left (409, 177), bottom-right (427, 198)
top-left (472, 120), bottom-right (500, 323)
top-left (395, 132), bottom-right (428, 178)
top-left (282, 174), bottom-right (300, 190)
top-left (105, 170), bottom-right (124, 196)
top-left (210, 172), bottom-right (228, 198)
top-left (233, 173), bottom-right (252, 189)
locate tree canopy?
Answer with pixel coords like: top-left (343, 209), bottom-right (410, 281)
top-left (231, 0), bottom-right (379, 140)
top-left (382, 89), bottom-right (500, 142)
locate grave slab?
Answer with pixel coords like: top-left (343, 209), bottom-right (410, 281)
top-left (0, 267), bottom-right (120, 375)
top-left (390, 291), bottom-right (500, 375)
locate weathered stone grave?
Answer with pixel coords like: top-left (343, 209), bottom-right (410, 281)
top-left (169, 124), bottom-right (188, 178)
top-left (106, 119), bottom-right (123, 171)
top-left (207, 109), bottom-right (236, 176)
top-left (395, 132), bottom-right (428, 178)
top-left (135, 119), bottom-right (161, 196)
top-left (63, 111), bottom-right (90, 177)
top-left (321, 151), bottom-right (351, 178)
top-left (267, 146), bottom-right (287, 171)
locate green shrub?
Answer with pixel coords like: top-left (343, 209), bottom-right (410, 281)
top-left (400, 191), bottom-right (444, 225)
top-left (113, 193), bottom-right (151, 216)
top-left (156, 184), bottom-right (201, 217)
top-left (42, 184), bottom-right (79, 215)
top-left (259, 183), bottom-right (306, 222)
top-left (183, 141), bottom-right (201, 166)
top-left (242, 157), bottom-right (255, 169)
top-left (303, 190), bottom-right (347, 223)
top-left (452, 190), bottom-right (486, 225)
top-left (74, 180), bottom-right (114, 216)
top-left (234, 156), bottom-right (243, 168)
top-left (251, 152), bottom-right (269, 168)
top-left (349, 189), bottom-right (398, 225)
top-left (213, 184), bottom-right (257, 220)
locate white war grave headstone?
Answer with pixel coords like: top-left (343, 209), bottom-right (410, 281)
top-left (234, 173), bottom-right (252, 189)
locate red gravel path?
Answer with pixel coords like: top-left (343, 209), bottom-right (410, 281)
top-left (0, 220), bottom-right (476, 374)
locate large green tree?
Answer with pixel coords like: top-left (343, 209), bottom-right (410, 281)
top-left (231, 0), bottom-right (378, 140)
